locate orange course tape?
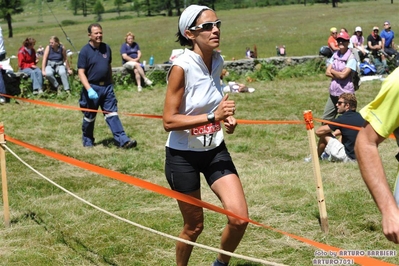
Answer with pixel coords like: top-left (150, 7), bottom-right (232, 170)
top-left (4, 135), bottom-right (395, 266)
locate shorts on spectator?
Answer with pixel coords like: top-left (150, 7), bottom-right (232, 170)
top-left (325, 138), bottom-right (356, 163)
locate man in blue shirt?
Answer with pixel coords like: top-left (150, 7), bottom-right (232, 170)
top-left (77, 23), bottom-right (137, 148)
top-left (381, 21), bottom-right (398, 67)
top-left (381, 21), bottom-right (397, 56)
top-left (316, 93), bottom-right (364, 162)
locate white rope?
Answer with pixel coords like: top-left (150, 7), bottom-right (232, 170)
top-left (2, 143), bottom-right (288, 266)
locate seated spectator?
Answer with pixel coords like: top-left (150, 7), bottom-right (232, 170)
top-left (367, 26), bottom-right (388, 73)
top-left (350, 26), bottom-right (366, 62)
top-left (245, 47), bottom-right (256, 59)
top-left (120, 32), bottom-right (152, 92)
top-left (381, 21), bottom-right (398, 59)
top-left (18, 37), bottom-right (43, 95)
top-left (316, 93), bottom-right (365, 162)
top-left (328, 27), bottom-right (339, 52)
top-left (220, 69), bottom-right (255, 93)
top-left (41, 36), bottom-right (72, 94)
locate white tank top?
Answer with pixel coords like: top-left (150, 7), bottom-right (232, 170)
top-left (165, 49), bottom-right (225, 151)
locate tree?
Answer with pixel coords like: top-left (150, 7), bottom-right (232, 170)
top-left (131, 0), bottom-right (141, 16)
top-left (70, 0), bottom-right (80, 15)
top-left (114, 0), bottom-right (123, 15)
top-left (93, 0), bottom-right (104, 21)
top-left (0, 0), bottom-right (24, 38)
top-left (174, 0), bottom-right (181, 16)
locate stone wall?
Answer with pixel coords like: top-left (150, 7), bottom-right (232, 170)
top-left (12, 55), bottom-right (324, 89)
top-left (112, 55), bottom-right (324, 76)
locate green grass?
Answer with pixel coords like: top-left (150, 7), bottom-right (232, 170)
top-left (1, 1), bottom-right (399, 265)
top-left (4, 0), bottom-right (399, 67)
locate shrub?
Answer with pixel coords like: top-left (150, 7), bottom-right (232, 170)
top-left (61, 20), bottom-right (77, 26)
top-left (147, 70), bottom-right (167, 86)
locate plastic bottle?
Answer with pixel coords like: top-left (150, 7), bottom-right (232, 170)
top-left (149, 55), bottom-right (154, 66)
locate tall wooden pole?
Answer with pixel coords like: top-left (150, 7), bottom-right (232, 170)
top-left (303, 111), bottom-right (328, 233)
top-left (0, 122), bottom-right (10, 228)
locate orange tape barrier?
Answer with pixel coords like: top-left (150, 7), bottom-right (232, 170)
top-left (3, 135), bottom-right (395, 266)
top-left (0, 94), bottom-right (163, 119)
top-left (237, 119), bottom-right (303, 125)
top-left (0, 94), bottom-right (397, 138)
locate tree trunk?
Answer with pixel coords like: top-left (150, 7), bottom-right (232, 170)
top-left (6, 13), bottom-right (12, 38)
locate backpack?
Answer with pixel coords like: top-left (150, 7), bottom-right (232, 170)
top-left (319, 46), bottom-right (333, 58)
top-left (3, 71), bottom-right (21, 96)
top-left (352, 65), bottom-right (361, 91)
top-left (348, 52), bottom-right (361, 91)
top-left (359, 62), bottom-right (377, 75)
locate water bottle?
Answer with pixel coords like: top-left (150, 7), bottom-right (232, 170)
top-left (149, 55), bottom-right (154, 66)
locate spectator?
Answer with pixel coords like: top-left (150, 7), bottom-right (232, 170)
top-left (350, 26), bottom-right (366, 62)
top-left (77, 23), bottom-right (137, 149)
top-left (162, 5), bottom-right (248, 266)
top-left (367, 26), bottom-right (388, 73)
top-left (0, 26), bottom-right (5, 61)
top-left (381, 21), bottom-right (398, 58)
top-left (220, 69), bottom-right (255, 93)
top-left (0, 26), bottom-right (6, 104)
top-left (41, 36), bottom-right (72, 94)
top-left (316, 93), bottom-right (364, 162)
top-left (355, 67), bottom-right (399, 244)
top-left (322, 31), bottom-right (357, 121)
top-left (18, 37), bottom-right (43, 95)
top-left (120, 32), bottom-right (152, 92)
top-left (328, 27), bottom-right (339, 52)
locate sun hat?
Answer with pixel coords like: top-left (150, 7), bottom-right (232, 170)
top-left (336, 31), bottom-right (350, 41)
top-left (373, 26), bottom-right (379, 31)
top-left (178, 5), bottom-right (211, 39)
top-left (355, 26), bottom-right (362, 32)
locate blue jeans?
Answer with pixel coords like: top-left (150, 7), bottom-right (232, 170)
top-left (22, 67), bottom-right (43, 91)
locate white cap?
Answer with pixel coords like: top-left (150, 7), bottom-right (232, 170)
top-left (355, 26), bottom-right (362, 32)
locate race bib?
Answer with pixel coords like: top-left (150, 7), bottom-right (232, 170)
top-left (191, 122), bottom-right (221, 136)
top-left (188, 122), bottom-right (223, 149)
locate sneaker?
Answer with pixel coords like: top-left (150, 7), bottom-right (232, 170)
top-left (137, 86), bottom-right (142, 92)
top-left (33, 89), bottom-right (39, 95)
top-left (38, 89), bottom-right (44, 94)
top-left (121, 140), bottom-right (137, 149)
top-left (320, 152), bottom-right (330, 161)
top-left (144, 78), bottom-right (153, 86)
top-left (0, 97), bottom-right (5, 104)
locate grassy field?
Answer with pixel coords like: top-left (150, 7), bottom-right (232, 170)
top-left (1, 1), bottom-right (399, 266)
top-left (3, 0), bottom-right (399, 67)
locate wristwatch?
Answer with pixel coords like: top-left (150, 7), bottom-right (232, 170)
top-left (207, 112), bottom-right (215, 123)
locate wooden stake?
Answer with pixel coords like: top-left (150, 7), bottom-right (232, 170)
top-left (0, 122), bottom-right (10, 228)
top-left (303, 111), bottom-right (329, 233)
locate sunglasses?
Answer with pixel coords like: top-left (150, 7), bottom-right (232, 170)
top-left (189, 20), bottom-right (222, 31)
top-left (337, 39), bottom-right (348, 43)
top-left (337, 101), bottom-right (346, 105)
top-left (374, 30), bottom-right (379, 32)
